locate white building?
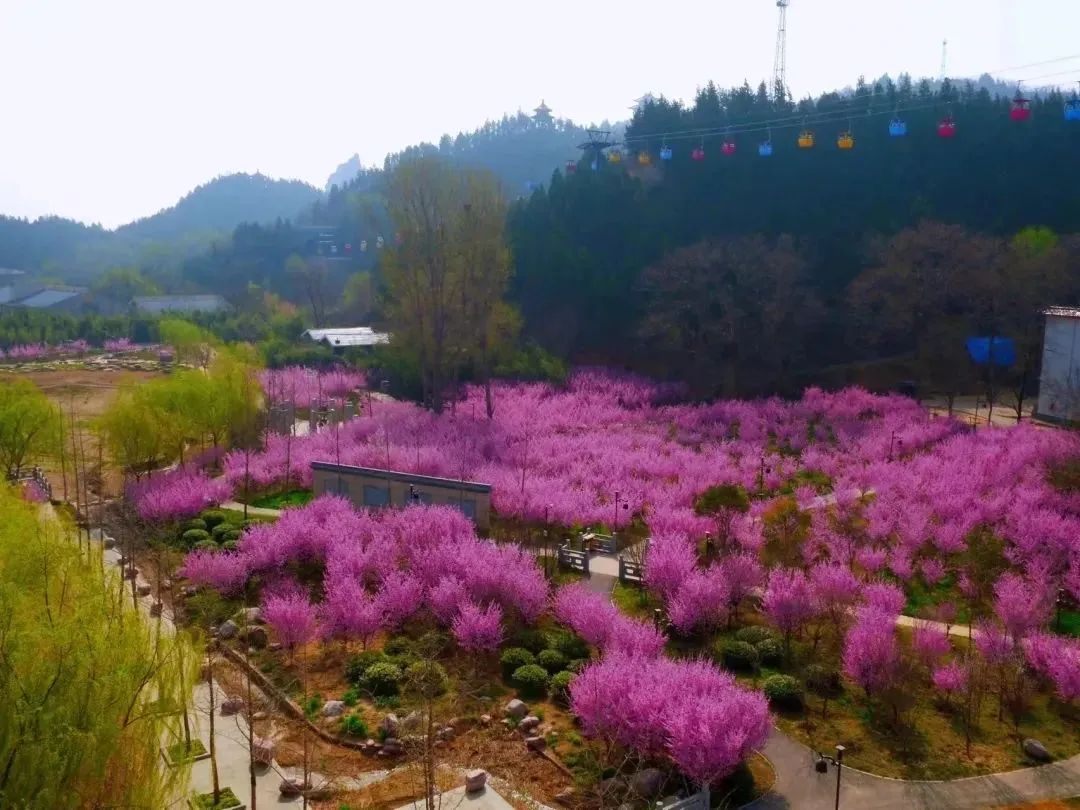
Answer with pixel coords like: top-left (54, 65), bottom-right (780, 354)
top-left (1036, 307), bottom-right (1080, 423)
top-left (301, 326), bottom-right (389, 350)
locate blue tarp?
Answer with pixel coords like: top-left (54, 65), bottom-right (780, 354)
top-left (966, 336), bottom-right (1016, 367)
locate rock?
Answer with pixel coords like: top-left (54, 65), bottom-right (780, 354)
top-left (124, 567), bottom-right (138, 581)
top-left (525, 735), bottom-right (546, 751)
top-left (380, 713), bottom-right (400, 737)
top-left (252, 737), bottom-right (275, 765)
top-left (465, 769), bottom-right (488, 793)
top-left (136, 582), bottom-right (152, 597)
top-left (279, 778), bottom-right (311, 796)
top-left (554, 788), bottom-right (576, 806)
top-left (519, 715), bottom-right (541, 732)
top-left (161, 578), bottom-right (173, 590)
top-left (362, 739), bottom-right (380, 755)
top-left (268, 642), bottom-right (282, 653)
top-left (321, 700), bottom-right (346, 717)
top-left (216, 619), bottom-right (239, 640)
top-left (630, 768), bottom-right (665, 799)
top-left (480, 714), bottom-right (492, 726)
top-left (597, 778), bottom-right (626, 801)
top-left (400, 710), bottom-right (421, 731)
top-left (237, 607), bottom-right (262, 624)
top-left (239, 626), bottom-right (268, 649)
top-left (504, 699), bottom-right (528, 719)
top-left (252, 711), bottom-right (268, 721)
top-left (437, 726), bottom-right (455, 741)
top-left (149, 602), bottom-right (163, 617)
top-left (1023, 738), bottom-right (1053, 762)
top-left (220, 697), bottom-right (244, 716)
top-left (381, 738), bottom-right (404, 756)
top-left (102, 536), bottom-right (117, 550)
top-left (181, 585), bottom-right (198, 597)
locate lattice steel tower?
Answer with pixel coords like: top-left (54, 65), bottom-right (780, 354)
top-left (772, 0), bottom-right (790, 100)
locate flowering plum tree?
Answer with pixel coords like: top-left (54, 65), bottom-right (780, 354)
top-left (451, 601), bottom-right (504, 652)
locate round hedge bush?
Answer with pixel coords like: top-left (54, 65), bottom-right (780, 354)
top-left (548, 631), bottom-right (590, 661)
top-left (193, 538), bottom-right (219, 552)
top-left (500, 647), bottom-right (536, 679)
top-left (549, 670), bottom-right (575, 704)
top-left (536, 649), bottom-right (568, 674)
top-left (734, 626), bottom-right (778, 646)
top-left (511, 629), bottom-right (549, 654)
top-left (804, 664), bottom-right (842, 696)
top-left (183, 518), bottom-right (207, 533)
top-left (566, 658), bottom-right (589, 673)
top-left (512, 664), bottom-right (550, 698)
top-left (221, 540), bottom-right (239, 552)
top-left (182, 528), bottom-right (211, 547)
top-left (719, 640), bottom-right (760, 672)
top-left (763, 674), bottom-right (804, 709)
top-left (200, 510), bottom-right (227, 530)
top-left (222, 529), bottom-right (243, 542)
top-left (384, 637), bottom-right (412, 658)
top-left (363, 662), bottom-right (403, 697)
top-left (346, 651), bottom-right (388, 685)
top-left (406, 660), bottom-right (448, 696)
top-left (211, 522), bottom-right (237, 541)
top-left (757, 637), bottom-right (785, 666)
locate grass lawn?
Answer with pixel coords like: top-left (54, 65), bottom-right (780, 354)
top-left (164, 738), bottom-right (207, 765)
top-left (248, 489), bottom-right (314, 510)
top-left (189, 786), bottom-right (242, 809)
top-left (611, 581), bottom-right (661, 620)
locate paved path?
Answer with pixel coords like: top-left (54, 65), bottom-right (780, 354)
top-left (221, 500), bottom-right (283, 518)
top-left (745, 728), bottom-right (1080, 810)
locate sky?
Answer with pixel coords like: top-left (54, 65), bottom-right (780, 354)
top-left (1, 0), bottom-right (1078, 228)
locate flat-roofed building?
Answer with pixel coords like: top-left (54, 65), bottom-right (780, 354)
top-left (310, 461), bottom-right (492, 529)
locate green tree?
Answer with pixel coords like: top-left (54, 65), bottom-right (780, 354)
top-left (0, 379), bottom-right (61, 478)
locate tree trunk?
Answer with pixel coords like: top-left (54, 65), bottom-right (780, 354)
top-left (208, 652), bottom-right (221, 803)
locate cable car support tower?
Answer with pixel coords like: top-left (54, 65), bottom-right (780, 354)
top-left (578, 129), bottom-right (616, 169)
top-left (773, 0), bottom-right (790, 101)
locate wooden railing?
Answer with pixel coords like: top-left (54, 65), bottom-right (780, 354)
top-left (618, 557), bottom-right (644, 584)
top-left (557, 542), bottom-right (590, 574)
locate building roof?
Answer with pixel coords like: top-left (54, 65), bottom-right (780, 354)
top-left (132, 294), bottom-right (229, 314)
top-left (8, 287), bottom-right (85, 309)
top-left (311, 461), bottom-right (491, 493)
top-left (302, 326), bottom-right (390, 347)
top-left (1045, 306), bottom-right (1080, 319)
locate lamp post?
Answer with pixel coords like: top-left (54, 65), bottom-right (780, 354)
top-left (814, 745), bottom-right (845, 810)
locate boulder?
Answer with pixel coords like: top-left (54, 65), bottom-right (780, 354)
top-left (321, 700), bottom-right (346, 718)
top-left (1023, 738), bottom-right (1052, 763)
top-left (136, 583), bottom-right (152, 597)
top-left (237, 607), bottom-right (262, 624)
top-left (519, 715), bottom-right (541, 733)
top-left (465, 769), bottom-right (488, 793)
top-left (216, 620), bottom-right (239, 640)
top-left (362, 739), bottom-right (380, 755)
top-left (525, 735), bottom-right (546, 752)
top-left (279, 778), bottom-right (311, 796)
top-left (102, 536), bottom-right (117, 550)
top-left (161, 578), bottom-right (173, 590)
top-left (381, 737), bottom-right (404, 756)
top-left (630, 768), bottom-right (665, 799)
top-left (554, 788), bottom-right (576, 806)
top-left (400, 710), bottom-right (422, 731)
top-left (480, 714), bottom-right (492, 726)
top-left (597, 778), bottom-right (626, 801)
top-left (149, 602), bottom-right (163, 617)
top-left (380, 713), bottom-right (400, 737)
top-left (220, 697), bottom-right (244, 716)
top-left (252, 737), bottom-right (275, 765)
top-left (504, 699), bottom-right (528, 719)
top-left (240, 626), bottom-right (268, 649)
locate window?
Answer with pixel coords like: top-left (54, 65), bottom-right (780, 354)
top-left (363, 484), bottom-right (391, 507)
top-left (455, 498), bottom-right (477, 519)
top-left (325, 477), bottom-right (349, 496)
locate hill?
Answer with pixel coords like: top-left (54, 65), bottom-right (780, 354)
top-left (116, 173), bottom-right (320, 241)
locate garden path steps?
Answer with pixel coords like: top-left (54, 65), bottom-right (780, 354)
top-left (744, 727), bottom-right (1080, 810)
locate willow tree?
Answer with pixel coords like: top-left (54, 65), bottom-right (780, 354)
top-left (381, 156), bottom-right (518, 414)
top-left (0, 378), bottom-right (61, 479)
top-left (0, 486), bottom-right (199, 809)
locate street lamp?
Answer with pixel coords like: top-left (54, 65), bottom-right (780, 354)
top-left (814, 744), bottom-right (845, 810)
top-left (613, 491), bottom-right (629, 532)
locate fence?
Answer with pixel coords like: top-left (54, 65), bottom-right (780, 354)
top-left (583, 531), bottom-right (618, 554)
top-left (557, 542), bottom-right (590, 574)
top-left (618, 556), bottom-right (644, 584)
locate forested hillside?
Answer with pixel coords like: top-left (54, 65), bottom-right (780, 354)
top-left (508, 76), bottom-right (1080, 398)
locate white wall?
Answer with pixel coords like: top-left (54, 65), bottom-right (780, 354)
top-left (1037, 315), bottom-right (1080, 422)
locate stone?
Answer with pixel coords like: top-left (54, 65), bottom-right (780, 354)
top-left (479, 714), bottom-right (492, 726)
top-left (102, 536), bottom-right (117, 550)
top-left (465, 769), bottom-right (488, 793)
top-left (279, 778), bottom-right (311, 796)
top-left (519, 715), bottom-right (541, 732)
top-left (400, 710), bottom-right (421, 731)
top-left (252, 736), bottom-right (275, 765)
top-left (136, 583), bottom-right (152, 597)
top-left (161, 578), bottom-right (173, 590)
top-left (554, 788), bottom-right (576, 806)
top-left (1023, 738), bottom-right (1052, 762)
top-left (380, 713), bottom-right (400, 737)
top-left (252, 711), bottom-right (268, 721)
top-left (220, 697), bottom-right (244, 716)
top-left (149, 602), bottom-right (163, 617)
top-left (630, 768), bottom-right (665, 799)
top-left (525, 735), bottom-right (546, 751)
top-left (237, 607), bottom-right (262, 624)
top-left (321, 700), bottom-right (346, 717)
top-left (239, 626), bottom-right (268, 649)
top-left (268, 642), bottom-right (282, 653)
top-left (181, 585), bottom-right (199, 598)
top-left (216, 619), bottom-right (239, 640)
top-left (504, 699), bottom-right (528, 719)
top-left (597, 778), bottom-right (626, 801)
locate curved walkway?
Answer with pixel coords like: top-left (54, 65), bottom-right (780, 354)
top-left (745, 728), bottom-right (1080, 810)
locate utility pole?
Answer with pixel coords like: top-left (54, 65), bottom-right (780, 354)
top-left (940, 38), bottom-right (948, 81)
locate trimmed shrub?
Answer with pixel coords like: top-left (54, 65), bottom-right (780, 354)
top-left (566, 658), bottom-right (589, 673)
top-left (222, 528), bottom-right (243, 542)
top-left (363, 662), bottom-right (403, 697)
top-left (405, 660), bottom-right (448, 696)
top-left (183, 518), bottom-right (207, 533)
top-left (763, 674), bottom-right (804, 709)
top-left (512, 664), bottom-right (549, 698)
top-left (345, 651), bottom-right (388, 685)
top-left (500, 647), bottom-right (536, 679)
top-left (384, 636), bottom-right (412, 657)
top-left (548, 631), bottom-right (590, 660)
top-left (804, 664), bottom-right (842, 696)
top-left (536, 649), bottom-right (568, 674)
top-left (719, 640), bottom-right (760, 672)
top-left (221, 540), bottom-right (239, 552)
top-left (734, 626), bottom-right (778, 646)
top-left (181, 528), bottom-right (211, 547)
top-left (211, 522), bottom-right (237, 541)
top-left (194, 538), bottom-right (219, 552)
top-left (757, 637), bottom-right (785, 666)
top-left (201, 510), bottom-right (227, 530)
top-left (511, 628), bottom-right (549, 654)
top-left (550, 670), bottom-right (575, 705)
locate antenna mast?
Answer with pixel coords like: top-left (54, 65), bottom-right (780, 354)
top-left (773, 0), bottom-right (790, 101)
top-left (940, 38), bottom-right (948, 81)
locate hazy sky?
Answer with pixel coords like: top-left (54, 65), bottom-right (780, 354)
top-left (2, 0), bottom-right (1077, 228)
